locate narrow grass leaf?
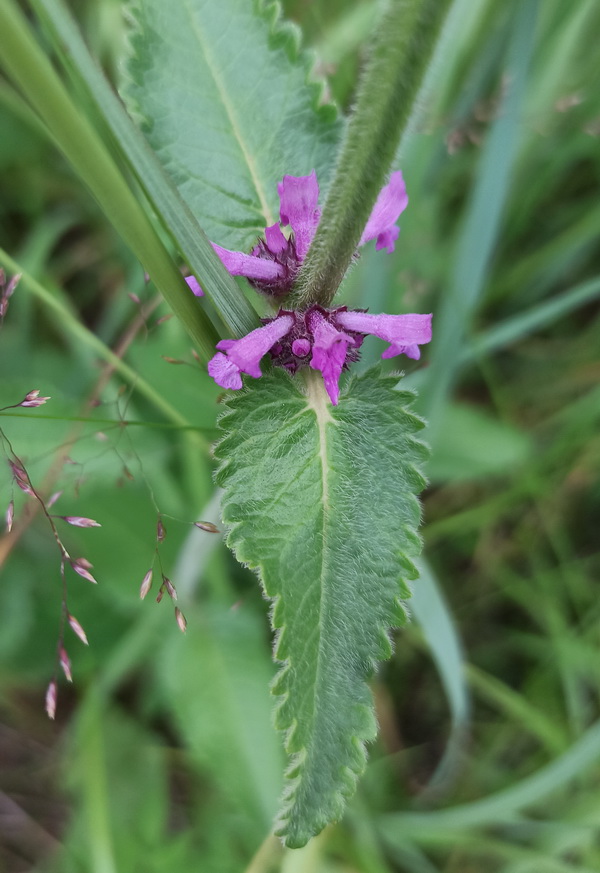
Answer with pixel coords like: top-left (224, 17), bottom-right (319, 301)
top-left (466, 275), bottom-right (600, 361)
top-left (379, 717), bottom-right (600, 833)
top-left (411, 558), bottom-right (470, 790)
top-left (0, 249), bottom-right (203, 442)
top-left (422, 0), bottom-right (539, 433)
top-left (0, 0), bottom-right (220, 359)
top-left (31, 0), bottom-right (259, 338)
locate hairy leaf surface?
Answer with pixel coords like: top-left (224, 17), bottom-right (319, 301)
top-left (124, 0), bottom-right (341, 250)
top-left (215, 367), bottom-right (428, 847)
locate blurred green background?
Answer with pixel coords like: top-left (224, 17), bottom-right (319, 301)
top-left (1, 0), bottom-right (600, 870)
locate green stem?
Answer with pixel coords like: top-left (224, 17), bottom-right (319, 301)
top-left (0, 0), bottom-right (219, 360)
top-left (29, 0), bottom-right (259, 338)
top-left (243, 832), bottom-right (282, 873)
top-left (0, 248), bottom-right (203, 439)
top-left (293, 0), bottom-right (451, 309)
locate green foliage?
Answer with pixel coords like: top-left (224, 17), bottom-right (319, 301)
top-left (124, 0), bottom-right (341, 251)
top-left (214, 367), bottom-right (428, 846)
top-left (0, 0), bottom-right (221, 360)
top-left (30, 0), bottom-right (259, 338)
top-left (1, 0), bottom-right (600, 870)
top-left (294, 0), bottom-right (452, 308)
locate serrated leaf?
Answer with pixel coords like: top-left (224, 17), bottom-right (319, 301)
top-left (124, 0), bottom-right (342, 250)
top-left (214, 367), bottom-right (428, 847)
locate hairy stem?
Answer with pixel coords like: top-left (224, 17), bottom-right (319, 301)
top-left (293, 0), bottom-right (452, 309)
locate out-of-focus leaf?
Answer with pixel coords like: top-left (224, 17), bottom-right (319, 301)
top-left (379, 717), bottom-right (600, 834)
top-left (159, 605), bottom-right (283, 834)
top-left (428, 402), bottom-right (531, 482)
top-left (411, 558), bottom-right (470, 790)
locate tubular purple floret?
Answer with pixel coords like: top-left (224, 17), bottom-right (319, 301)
top-left (199, 169), bottom-right (431, 404)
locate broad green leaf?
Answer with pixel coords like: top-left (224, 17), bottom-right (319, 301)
top-left (124, 0), bottom-right (341, 250)
top-left (214, 367), bottom-right (429, 847)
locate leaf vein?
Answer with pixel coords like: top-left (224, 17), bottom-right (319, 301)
top-left (182, 0), bottom-right (275, 226)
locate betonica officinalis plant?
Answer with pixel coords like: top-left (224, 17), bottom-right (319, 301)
top-left (5, 0), bottom-right (600, 868)
top-left (0, 0), bottom-right (455, 851)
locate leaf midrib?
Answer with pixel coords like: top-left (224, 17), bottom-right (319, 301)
top-left (304, 373), bottom-right (335, 765)
top-left (182, 0), bottom-right (275, 227)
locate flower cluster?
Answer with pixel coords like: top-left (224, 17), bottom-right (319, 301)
top-left (195, 170), bottom-right (432, 405)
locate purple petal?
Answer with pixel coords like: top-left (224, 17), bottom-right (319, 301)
top-left (277, 171), bottom-right (321, 261)
top-left (208, 315), bottom-right (294, 390)
top-left (212, 244), bottom-right (285, 281)
top-left (337, 311), bottom-right (432, 360)
top-left (375, 226), bottom-right (400, 254)
top-left (381, 342), bottom-right (421, 360)
top-left (207, 352), bottom-right (243, 390)
top-left (360, 171), bottom-right (408, 253)
top-left (216, 339), bottom-right (236, 351)
top-left (308, 311), bottom-right (353, 406)
top-left (264, 223), bottom-right (288, 255)
top-left (185, 275), bottom-right (204, 297)
top-left (227, 315), bottom-right (294, 377)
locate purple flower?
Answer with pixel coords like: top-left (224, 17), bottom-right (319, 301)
top-left (359, 170), bottom-right (408, 253)
top-left (185, 275), bottom-right (204, 297)
top-left (208, 169), bottom-right (407, 298)
top-left (209, 305), bottom-right (431, 406)
top-left (207, 314), bottom-right (294, 390)
top-left (307, 309), bottom-right (355, 406)
top-left (203, 169), bottom-right (432, 404)
top-left (336, 311), bottom-right (431, 360)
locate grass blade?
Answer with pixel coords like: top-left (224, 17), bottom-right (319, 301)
top-left (30, 0), bottom-right (259, 338)
top-left (0, 0), bottom-right (220, 359)
top-left (421, 0), bottom-right (539, 434)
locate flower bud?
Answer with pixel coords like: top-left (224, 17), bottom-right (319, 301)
top-left (68, 613), bottom-right (89, 645)
top-left (5, 499), bottom-right (14, 533)
top-left (194, 521), bottom-right (220, 533)
top-left (139, 569), bottom-right (153, 600)
top-left (5, 273), bottom-right (20, 299)
top-left (8, 461), bottom-right (34, 496)
top-left (162, 576), bottom-right (177, 601)
top-left (71, 558), bottom-right (98, 584)
top-left (47, 491), bottom-right (63, 508)
top-left (61, 516), bottom-right (101, 528)
top-left (175, 608), bottom-right (187, 633)
top-left (45, 680), bottom-right (57, 720)
top-left (20, 389), bottom-right (51, 407)
top-left (59, 647), bottom-right (72, 683)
